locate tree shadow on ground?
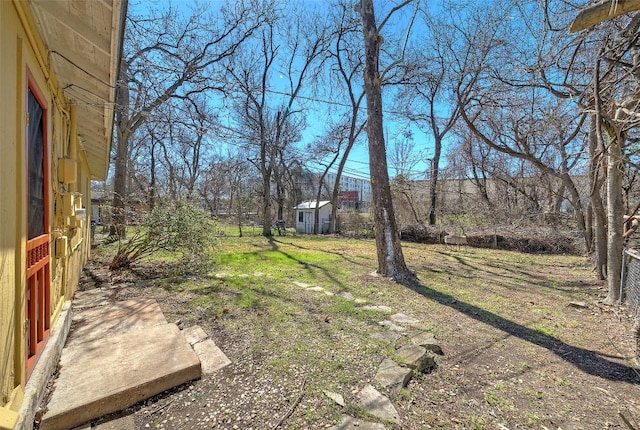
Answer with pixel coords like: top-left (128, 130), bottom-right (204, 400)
top-left (270, 237), bottom-right (370, 267)
top-left (267, 237), bottom-right (346, 289)
top-left (403, 280), bottom-right (639, 383)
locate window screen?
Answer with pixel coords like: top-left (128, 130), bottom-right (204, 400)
top-left (28, 88), bottom-right (45, 239)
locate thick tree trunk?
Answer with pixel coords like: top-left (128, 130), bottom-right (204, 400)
top-left (148, 138), bottom-right (156, 211)
top-left (329, 136), bottom-right (357, 234)
top-left (589, 115), bottom-right (607, 278)
top-left (360, 0), bottom-right (416, 283)
top-left (261, 171), bottom-right (272, 237)
top-left (329, 181), bottom-right (341, 234)
top-left (112, 128), bottom-right (128, 238)
top-left (429, 140), bottom-right (441, 225)
top-left (606, 136), bottom-right (624, 304)
top-left (553, 183), bottom-right (566, 213)
top-left (112, 64), bottom-right (129, 238)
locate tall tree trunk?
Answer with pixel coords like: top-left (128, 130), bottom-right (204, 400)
top-left (606, 135), bottom-right (624, 304)
top-left (589, 115), bottom-right (607, 279)
top-left (112, 63), bottom-right (129, 238)
top-left (429, 140), bottom-right (442, 225)
top-left (261, 171), bottom-right (272, 237)
top-left (148, 137), bottom-right (156, 211)
top-left (553, 182), bottom-right (566, 213)
top-left (360, 0), bottom-right (416, 283)
top-left (329, 134), bottom-right (359, 233)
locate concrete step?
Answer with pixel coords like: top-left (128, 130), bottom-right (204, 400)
top-left (41, 323), bottom-right (201, 430)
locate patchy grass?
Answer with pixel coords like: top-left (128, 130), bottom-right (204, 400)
top-left (89, 233), bottom-right (639, 429)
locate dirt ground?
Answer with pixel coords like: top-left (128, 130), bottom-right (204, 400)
top-left (68, 238), bottom-right (640, 430)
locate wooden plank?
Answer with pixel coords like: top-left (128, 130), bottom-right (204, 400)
top-left (570, 0), bottom-right (640, 32)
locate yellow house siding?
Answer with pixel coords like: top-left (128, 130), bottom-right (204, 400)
top-left (1, 0), bottom-right (93, 409)
top-left (1, 1), bottom-right (20, 405)
top-left (2, 3), bottom-right (123, 424)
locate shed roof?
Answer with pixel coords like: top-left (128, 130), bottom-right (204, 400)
top-left (294, 201), bottom-right (332, 210)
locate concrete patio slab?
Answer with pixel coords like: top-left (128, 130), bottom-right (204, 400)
top-left (41, 323), bottom-right (201, 430)
top-left (66, 298), bottom-right (167, 347)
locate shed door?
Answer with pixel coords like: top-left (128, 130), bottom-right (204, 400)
top-left (304, 211), bottom-right (314, 233)
top-left (25, 85), bottom-right (51, 379)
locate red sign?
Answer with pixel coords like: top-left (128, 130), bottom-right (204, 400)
top-left (339, 191), bottom-right (359, 202)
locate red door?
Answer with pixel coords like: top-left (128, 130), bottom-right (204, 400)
top-left (25, 81), bottom-right (51, 379)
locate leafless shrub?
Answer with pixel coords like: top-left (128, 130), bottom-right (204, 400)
top-left (400, 224), bottom-right (581, 255)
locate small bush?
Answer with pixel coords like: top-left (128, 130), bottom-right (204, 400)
top-left (339, 210), bottom-right (374, 238)
top-left (400, 223), bottom-right (447, 244)
top-left (109, 201), bottom-right (217, 273)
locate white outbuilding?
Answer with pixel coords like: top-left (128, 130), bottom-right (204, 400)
top-left (294, 201), bottom-right (333, 234)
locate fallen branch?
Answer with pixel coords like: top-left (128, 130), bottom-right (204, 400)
top-left (271, 376), bottom-right (308, 430)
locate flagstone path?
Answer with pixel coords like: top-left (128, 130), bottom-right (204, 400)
top-left (291, 278), bottom-right (443, 429)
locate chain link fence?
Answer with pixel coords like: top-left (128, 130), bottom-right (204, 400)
top-left (621, 248), bottom-right (640, 360)
top-left (622, 249), bottom-right (640, 310)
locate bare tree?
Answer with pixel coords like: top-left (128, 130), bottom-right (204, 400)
top-left (323, 1), bottom-right (369, 233)
top-left (225, 5), bottom-right (329, 237)
top-left (568, 4), bottom-right (640, 302)
top-left (112, 1), bottom-right (263, 236)
top-left (359, 0), bottom-right (417, 283)
top-left (396, 4), bottom-right (473, 225)
top-left (388, 134), bottom-right (423, 225)
top-left (305, 124), bottom-right (347, 234)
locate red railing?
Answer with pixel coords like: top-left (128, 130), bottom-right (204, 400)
top-left (26, 234), bottom-right (50, 379)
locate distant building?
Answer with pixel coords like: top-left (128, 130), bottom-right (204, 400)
top-left (325, 173), bottom-right (371, 211)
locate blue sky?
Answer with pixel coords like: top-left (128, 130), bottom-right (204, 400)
top-left (131, 0), bottom-right (437, 182)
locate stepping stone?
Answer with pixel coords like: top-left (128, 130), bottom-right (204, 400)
top-left (357, 384), bottom-right (400, 424)
top-left (378, 320), bottom-right (407, 332)
top-left (373, 358), bottom-right (412, 392)
top-left (409, 332), bottom-right (444, 355)
top-left (358, 305), bottom-right (392, 312)
top-left (396, 345), bottom-right (436, 373)
top-left (182, 325), bottom-right (209, 346)
top-left (370, 331), bottom-right (402, 344)
top-left (192, 339), bottom-right (231, 374)
top-left (214, 273), bottom-right (232, 279)
top-left (568, 301), bottom-right (588, 309)
top-left (390, 313), bottom-right (420, 326)
top-left (323, 390), bottom-right (345, 407)
top-left (181, 326), bottom-right (231, 374)
top-left (328, 415), bottom-right (386, 430)
top-left (293, 281), bottom-right (311, 288)
top-left (336, 291), bottom-right (356, 301)
top-left (307, 286), bottom-right (325, 292)
top-left (324, 290), bottom-right (335, 296)
top-left (355, 298), bottom-right (368, 304)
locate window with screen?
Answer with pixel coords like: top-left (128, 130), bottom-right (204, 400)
top-left (27, 88), bottom-right (45, 239)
